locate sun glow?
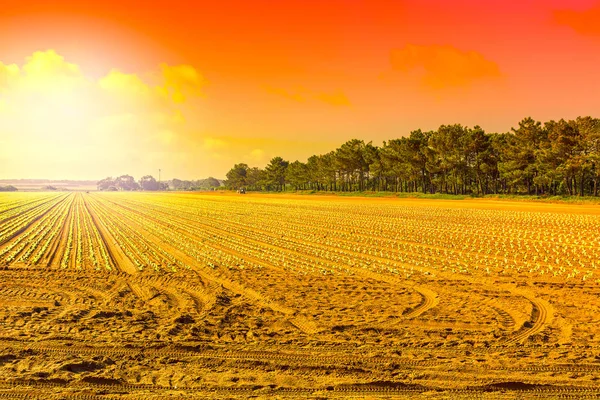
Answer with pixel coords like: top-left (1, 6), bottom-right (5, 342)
top-left (2, 1), bottom-right (600, 180)
top-left (25, 88), bottom-right (94, 141)
top-left (0, 50), bottom-right (204, 179)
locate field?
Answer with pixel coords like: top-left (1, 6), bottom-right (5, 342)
top-left (0, 180), bottom-right (98, 192)
top-left (1, 192), bottom-right (600, 398)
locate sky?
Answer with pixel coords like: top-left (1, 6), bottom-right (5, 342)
top-left (1, 0), bottom-right (600, 180)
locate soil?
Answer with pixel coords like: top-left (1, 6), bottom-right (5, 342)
top-left (1, 192), bottom-right (599, 399)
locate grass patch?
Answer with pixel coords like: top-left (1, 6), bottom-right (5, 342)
top-left (480, 194), bottom-right (600, 204)
top-left (256, 190), bottom-right (600, 203)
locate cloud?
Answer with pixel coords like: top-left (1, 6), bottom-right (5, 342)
top-left (389, 44), bottom-right (501, 89)
top-left (99, 69), bottom-right (152, 97)
top-left (248, 148), bottom-right (265, 163)
top-left (197, 135), bottom-right (337, 169)
top-left (554, 5), bottom-right (600, 36)
top-left (264, 84), bottom-right (351, 106)
top-left (1, 50), bottom-right (204, 110)
top-left (315, 90), bottom-right (351, 107)
top-left (159, 64), bottom-right (205, 103)
top-left (0, 62), bottom-right (20, 91)
top-left (23, 50), bottom-right (81, 78)
top-left (98, 65), bottom-right (204, 111)
top-left (0, 50), bottom-right (205, 179)
top-left (17, 50), bottom-right (88, 94)
top-left (202, 137), bottom-right (228, 150)
top-left (263, 85), bottom-right (308, 102)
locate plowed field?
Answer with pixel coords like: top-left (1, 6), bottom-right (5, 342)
top-left (1, 192), bottom-right (600, 399)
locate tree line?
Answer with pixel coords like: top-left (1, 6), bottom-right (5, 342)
top-left (225, 116), bottom-right (600, 196)
top-left (97, 175), bottom-right (221, 191)
top-left (169, 177), bottom-right (221, 191)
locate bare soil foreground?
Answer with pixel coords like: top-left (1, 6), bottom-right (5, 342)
top-left (1, 192), bottom-right (600, 399)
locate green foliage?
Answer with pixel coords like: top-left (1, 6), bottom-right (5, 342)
top-left (139, 175), bottom-right (159, 191)
top-left (170, 177), bottom-right (220, 191)
top-left (225, 116), bottom-right (600, 197)
top-left (264, 157), bottom-right (289, 191)
top-left (97, 175), bottom-right (140, 191)
top-left (225, 163), bottom-right (248, 190)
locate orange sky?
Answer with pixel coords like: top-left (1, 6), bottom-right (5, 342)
top-left (1, 0), bottom-right (600, 180)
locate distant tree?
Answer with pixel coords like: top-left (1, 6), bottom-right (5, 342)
top-left (139, 175), bottom-right (159, 191)
top-left (500, 117), bottom-right (546, 194)
top-left (225, 163), bottom-right (249, 190)
top-left (426, 124), bottom-right (466, 194)
top-left (116, 175), bottom-right (140, 191)
top-left (363, 142), bottom-right (383, 191)
top-left (197, 177), bottom-right (221, 189)
top-left (170, 178), bottom-right (184, 190)
top-left (381, 138), bottom-right (413, 192)
top-left (222, 115), bottom-right (600, 197)
top-left (578, 117), bottom-right (600, 196)
top-left (465, 126), bottom-right (493, 195)
top-left (245, 167), bottom-right (265, 191)
top-left (97, 177), bottom-right (116, 191)
top-left (286, 161), bottom-right (309, 190)
top-left (0, 185), bottom-right (17, 192)
top-left (167, 177), bottom-right (221, 191)
top-left (265, 157), bottom-right (289, 191)
top-left (309, 152), bottom-right (337, 191)
top-left (335, 139), bottom-right (370, 191)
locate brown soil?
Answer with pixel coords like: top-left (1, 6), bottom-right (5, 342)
top-left (0, 192), bottom-right (599, 399)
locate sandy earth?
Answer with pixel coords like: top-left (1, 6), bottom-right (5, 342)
top-left (1, 192), bottom-right (600, 399)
